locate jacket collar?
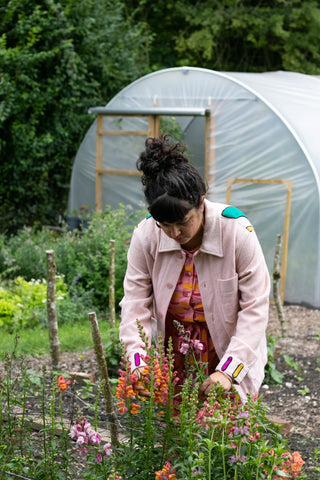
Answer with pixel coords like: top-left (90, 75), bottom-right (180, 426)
top-left (158, 199), bottom-right (223, 257)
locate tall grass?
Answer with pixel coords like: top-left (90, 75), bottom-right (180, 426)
top-left (0, 319), bottom-right (113, 360)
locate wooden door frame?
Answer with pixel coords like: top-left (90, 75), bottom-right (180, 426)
top-left (226, 177), bottom-right (292, 304)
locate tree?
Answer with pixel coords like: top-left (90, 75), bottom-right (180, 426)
top-left (172, 0), bottom-right (320, 73)
top-left (0, 0), bottom-right (149, 234)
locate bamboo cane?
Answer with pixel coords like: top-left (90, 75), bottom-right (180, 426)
top-left (88, 311), bottom-right (119, 445)
top-left (109, 239), bottom-right (116, 328)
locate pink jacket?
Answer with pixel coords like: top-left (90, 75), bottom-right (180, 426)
top-left (119, 200), bottom-right (270, 401)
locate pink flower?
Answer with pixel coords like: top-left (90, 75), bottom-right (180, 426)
top-left (192, 339), bottom-right (204, 352)
top-left (69, 425), bottom-right (79, 439)
top-left (179, 342), bottom-right (189, 355)
top-left (76, 432), bottom-right (88, 446)
top-left (82, 420), bottom-right (92, 433)
top-left (94, 451), bottom-right (103, 463)
top-left (103, 442), bottom-right (112, 456)
top-left (88, 429), bottom-right (102, 445)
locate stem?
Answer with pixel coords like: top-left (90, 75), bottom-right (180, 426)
top-left (94, 383), bottom-right (102, 431)
top-left (41, 365), bottom-right (48, 474)
top-left (21, 363), bottom-right (27, 430)
top-left (207, 428), bottom-right (215, 479)
top-left (19, 363), bottom-right (27, 456)
top-left (221, 428), bottom-right (227, 480)
top-left (5, 355), bottom-right (12, 436)
top-left (266, 454), bottom-right (277, 480)
top-left (191, 350), bottom-right (205, 384)
top-left (50, 375), bottom-right (57, 479)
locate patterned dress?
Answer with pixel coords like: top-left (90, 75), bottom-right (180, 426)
top-left (165, 247), bottom-right (219, 386)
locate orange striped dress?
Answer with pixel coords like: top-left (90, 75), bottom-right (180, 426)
top-left (165, 247), bottom-right (219, 385)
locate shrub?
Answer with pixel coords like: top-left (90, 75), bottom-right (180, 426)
top-left (0, 205), bottom-right (146, 314)
top-left (0, 276), bottom-right (72, 332)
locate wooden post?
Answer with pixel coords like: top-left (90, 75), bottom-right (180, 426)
top-left (88, 312), bottom-right (119, 446)
top-left (204, 103), bottom-right (215, 190)
top-left (95, 114), bottom-right (103, 212)
top-left (46, 250), bottom-right (61, 370)
top-left (109, 239), bottom-right (116, 328)
top-left (280, 180), bottom-right (292, 304)
top-left (273, 235), bottom-right (286, 336)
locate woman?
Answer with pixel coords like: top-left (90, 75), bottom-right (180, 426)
top-left (119, 136), bottom-right (270, 402)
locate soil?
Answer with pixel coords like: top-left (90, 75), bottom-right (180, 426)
top-left (264, 304), bottom-right (320, 479)
top-left (1, 304), bottom-right (320, 478)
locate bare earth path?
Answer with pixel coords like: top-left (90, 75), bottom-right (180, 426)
top-left (265, 305), bottom-right (320, 478)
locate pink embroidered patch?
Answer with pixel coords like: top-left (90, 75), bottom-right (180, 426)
top-left (221, 356), bottom-right (232, 371)
top-left (134, 353), bottom-right (140, 367)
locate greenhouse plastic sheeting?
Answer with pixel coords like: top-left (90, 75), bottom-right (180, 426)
top-left (69, 67), bottom-right (320, 307)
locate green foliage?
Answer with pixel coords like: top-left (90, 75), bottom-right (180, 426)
top-left (264, 334), bottom-right (284, 385)
top-left (0, 206), bottom-right (145, 323)
top-left (170, 0), bottom-right (320, 73)
top-left (264, 333), bottom-right (301, 386)
top-left (55, 205), bottom-right (144, 308)
top-left (0, 0), bottom-right (150, 234)
top-left (1, 0), bottom-right (320, 234)
top-left (160, 117), bottom-right (185, 143)
top-left (0, 276), bottom-right (69, 332)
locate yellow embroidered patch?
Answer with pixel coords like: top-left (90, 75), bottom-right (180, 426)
top-left (246, 226), bottom-right (253, 232)
top-left (232, 363), bottom-right (244, 378)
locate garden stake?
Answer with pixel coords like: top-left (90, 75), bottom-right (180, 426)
top-left (109, 239), bottom-right (116, 328)
top-left (46, 249), bottom-right (61, 369)
top-left (88, 311), bottom-right (119, 446)
top-left (273, 234), bottom-right (286, 336)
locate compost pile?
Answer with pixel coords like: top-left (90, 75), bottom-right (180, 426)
top-left (1, 304), bottom-right (319, 477)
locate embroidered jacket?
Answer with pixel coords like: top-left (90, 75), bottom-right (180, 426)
top-left (119, 200), bottom-right (270, 401)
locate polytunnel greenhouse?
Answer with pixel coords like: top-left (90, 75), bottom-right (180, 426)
top-left (69, 67), bottom-right (320, 308)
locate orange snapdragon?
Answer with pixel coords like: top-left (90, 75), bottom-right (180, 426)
top-left (58, 375), bottom-right (71, 391)
top-left (273, 451), bottom-right (305, 479)
top-left (155, 461), bottom-right (177, 480)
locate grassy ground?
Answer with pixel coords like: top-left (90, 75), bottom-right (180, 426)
top-left (0, 319), bottom-right (112, 360)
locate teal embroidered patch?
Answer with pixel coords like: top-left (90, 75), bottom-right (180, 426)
top-left (222, 206), bottom-right (247, 219)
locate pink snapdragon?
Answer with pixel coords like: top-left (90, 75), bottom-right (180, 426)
top-left (88, 429), bottom-right (102, 445)
top-left (69, 418), bottom-right (113, 459)
top-left (95, 451), bottom-right (103, 463)
top-left (179, 342), bottom-right (189, 355)
top-left (76, 432), bottom-right (88, 446)
top-left (103, 443), bottom-right (112, 456)
top-left (192, 339), bottom-right (204, 352)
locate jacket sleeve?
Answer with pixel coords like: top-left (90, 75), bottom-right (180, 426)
top-left (216, 223), bottom-right (270, 384)
top-left (119, 224), bottom-right (154, 370)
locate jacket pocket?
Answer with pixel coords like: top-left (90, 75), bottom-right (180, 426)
top-left (217, 275), bottom-right (239, 325)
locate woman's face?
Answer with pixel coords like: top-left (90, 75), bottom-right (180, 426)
top-left (156, 197), bottom-right (205, 250)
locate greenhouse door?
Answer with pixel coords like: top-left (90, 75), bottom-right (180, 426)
top-left (88, 107), bottom-right (214, 211)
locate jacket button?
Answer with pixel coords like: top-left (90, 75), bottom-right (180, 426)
top-left (166, 283), bottom-right (173, 289)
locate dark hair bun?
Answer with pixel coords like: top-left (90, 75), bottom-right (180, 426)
top-left (136, 136), bottom-right (188, 179)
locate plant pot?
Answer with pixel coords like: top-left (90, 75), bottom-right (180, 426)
top-left (66, 216), bottom-right (81, 231)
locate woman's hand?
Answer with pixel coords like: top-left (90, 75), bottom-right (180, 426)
top-left (199, 371), bottom-right (232, 397)
top-left (132, 367), bottom-right (151, 397)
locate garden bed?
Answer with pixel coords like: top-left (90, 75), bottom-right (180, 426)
top-left (1, 304), bottom-right (319, 478)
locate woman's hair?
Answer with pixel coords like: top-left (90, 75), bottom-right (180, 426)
top-left (137, 135), bottom-right (207, 223)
